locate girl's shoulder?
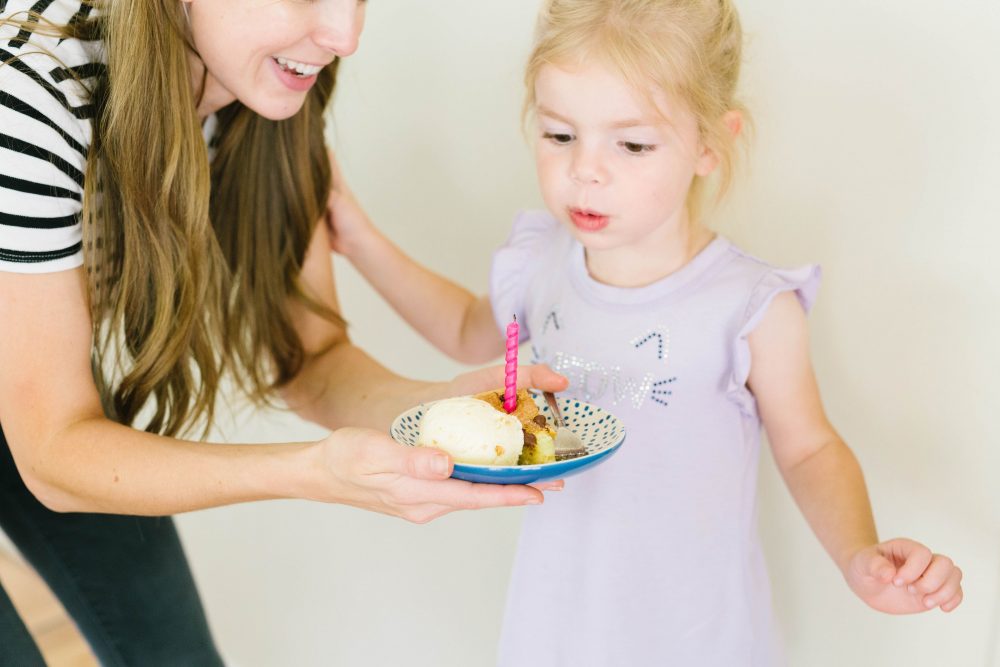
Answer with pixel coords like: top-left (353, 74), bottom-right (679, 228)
top-left (488, 210), bottom-right (570, 340)
top-left (711, 238), bottom-right (821, 313)
top-left (503, 209), bottom-right (567, 248)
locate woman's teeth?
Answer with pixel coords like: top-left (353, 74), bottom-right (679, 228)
top-left (274, 57), bottom-right (322, 78)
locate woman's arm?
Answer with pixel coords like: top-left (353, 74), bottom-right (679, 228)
top-left (0, 268), bottom-right (308, 515)
top-left (0, 268), bottom-right (550, 518)
top-left (749, 292), bottom-right (962, 613)
top-left (323, 153), bottom-right (503, 365)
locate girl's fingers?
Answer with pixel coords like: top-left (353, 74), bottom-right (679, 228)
top-left (885, 539), bottom-right (933, 587)
top-left (864, 552), bottom-right (895, 583)
top-left (517, 363), bottom-right (570, 393)
top-left (922, 567), bottom-right (963, 610)
top-left (908, 554), bottom-right (955, 595)
top-left (939, 583), bottom-right (964, 613)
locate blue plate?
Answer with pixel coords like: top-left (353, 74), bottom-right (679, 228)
top-left (390, 393), bottom-right (626, 485)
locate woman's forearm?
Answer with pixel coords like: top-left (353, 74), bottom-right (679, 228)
top-left (778, 438), bottom-right (879, 574)
top-left (25, 417), bottom-right (320, 516)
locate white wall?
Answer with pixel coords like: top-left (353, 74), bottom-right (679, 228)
top-left (178, 2), bottom-right (1000, 665)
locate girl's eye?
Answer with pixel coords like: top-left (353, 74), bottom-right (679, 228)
top-left (620, 141), bottom-right (656, 154)
top-left (542, 132), bottom-right (574, 145)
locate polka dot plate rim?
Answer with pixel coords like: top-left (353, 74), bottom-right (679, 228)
top-left (389, 392), bottom-right (626, 484)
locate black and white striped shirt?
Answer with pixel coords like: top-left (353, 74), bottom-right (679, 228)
top-left (0, 0), bottom-right (101, 273)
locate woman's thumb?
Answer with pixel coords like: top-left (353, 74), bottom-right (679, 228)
top-left (402, 447), bottom-right (453, 480)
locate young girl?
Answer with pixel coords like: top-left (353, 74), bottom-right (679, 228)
top-left (0, 0), bottom-right (565, 663)
top-left (327, 0), bottom-right (963, 664)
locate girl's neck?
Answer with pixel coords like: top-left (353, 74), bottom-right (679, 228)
top-left (584, 215), bottom-right (716, 289)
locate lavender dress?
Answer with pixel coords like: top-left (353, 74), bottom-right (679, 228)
top-left (490, 211), bottom-right (820, 667)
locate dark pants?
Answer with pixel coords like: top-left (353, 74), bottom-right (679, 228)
top-left (0, 425), bottom-right (224, 666)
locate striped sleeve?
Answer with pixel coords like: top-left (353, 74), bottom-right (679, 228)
top-left (0, 0), bottom-right (98, 273)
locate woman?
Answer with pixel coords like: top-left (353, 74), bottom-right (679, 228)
top-left (0, 1), bottom-right (565, 664)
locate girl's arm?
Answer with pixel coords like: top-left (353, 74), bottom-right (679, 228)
top-left (0, 266), bottom-right (552, 518)
top-left (748, 292), bottom-right (962, 614)
top-left (324, 154), bottom-right (503, 365)
top-left (280, 217), bottom-right (566, 431)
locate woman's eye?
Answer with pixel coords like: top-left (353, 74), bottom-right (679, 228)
top-left (620, 141), bottom-right (656, 154)
top-left (542, 132), bottom-right (574, 145)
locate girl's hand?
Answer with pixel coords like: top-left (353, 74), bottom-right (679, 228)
top-left (311, 427), bottom-right (553, 522)
top-left (844, 538), bottom-right (963, 614)
top-left (445, 363), bottom-right (570, 399)
top-left (325, 150), bottom-right (376, 259)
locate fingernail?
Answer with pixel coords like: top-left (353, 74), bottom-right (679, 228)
top-left (893, 578), bottom-right (904, 587)
top-left (525, 498), bottom-right (542, 505)
top-left (907, 585), bottom-right (916, 594)
top-left (924, 597), bottom-right (935, 608)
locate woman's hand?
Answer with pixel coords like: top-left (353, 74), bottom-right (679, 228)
top-left (325, 149), bottom-right (377, 258)
top-left (844, 538), bottom-right (963, 614)
top-left (308, 427), bottom-right (554, 523)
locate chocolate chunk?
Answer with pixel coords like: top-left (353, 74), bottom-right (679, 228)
top-left (533, 414), bottom-right (547, 427)
top-left (523, 431), bottom-right (537, 446)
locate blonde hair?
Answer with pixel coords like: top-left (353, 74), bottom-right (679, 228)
top-left (2, 2), bottom-right (344, 437)
top-left (524, 0), bottom-right (750, 222)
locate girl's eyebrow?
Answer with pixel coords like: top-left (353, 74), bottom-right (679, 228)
top-left (537, 105), bottom-right (655, 130)
top-left (537, 105), bottom-right (572, 124)
top-left (610, 119), bottom-right (655, 129)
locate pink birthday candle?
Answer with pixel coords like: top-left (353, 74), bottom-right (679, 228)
top-left (503, 315), bottom-right (519, 413)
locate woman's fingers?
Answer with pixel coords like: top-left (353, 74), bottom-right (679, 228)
top-left (321, 429), bottom-right (548, 523)
top-left (403, 478), bottom-right (543, 510)
top-left (530, 480), bottom-right (564, 492)
top-left (391, 444), bottom-right (454, 480)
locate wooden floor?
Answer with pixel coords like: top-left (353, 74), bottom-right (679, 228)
top-left (0, 549), bottom-right (98, 666)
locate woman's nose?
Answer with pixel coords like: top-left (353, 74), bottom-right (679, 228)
top-left (313, 2), bottom-right (363, 57)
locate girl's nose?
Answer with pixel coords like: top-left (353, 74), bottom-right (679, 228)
top-left (570, 147), bottom-right (606, 185)
top-left (313, 2), bottom-right (364, 57)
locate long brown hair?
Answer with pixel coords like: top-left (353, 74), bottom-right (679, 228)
top-left (3, 1), bottom-right (344, 437)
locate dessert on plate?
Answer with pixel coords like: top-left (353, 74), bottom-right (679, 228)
top-left (416, 389), bottom-right (557, 466)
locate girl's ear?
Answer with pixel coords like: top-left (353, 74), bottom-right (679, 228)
top-left (695, 110), bottom-right (743, 177)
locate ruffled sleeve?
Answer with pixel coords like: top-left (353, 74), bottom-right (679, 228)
top-left (727, 264), bottom-right (823, 418)
top-left (488, 210), bottom-right (561, 343)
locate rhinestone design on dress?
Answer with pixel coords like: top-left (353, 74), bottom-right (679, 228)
top-left (631, 327), bottom-right (670, 366)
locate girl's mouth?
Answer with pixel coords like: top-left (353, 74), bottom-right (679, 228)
top-left (569, 208), bottom-right (610, 232)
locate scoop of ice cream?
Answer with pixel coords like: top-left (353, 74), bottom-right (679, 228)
top-left (417, 396), bottom-right (524, 465)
